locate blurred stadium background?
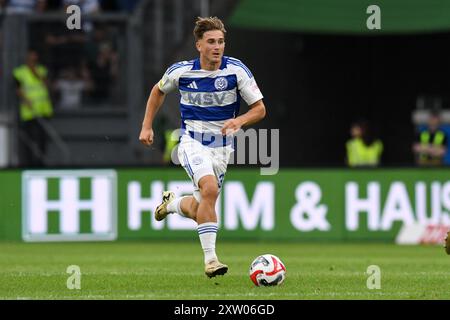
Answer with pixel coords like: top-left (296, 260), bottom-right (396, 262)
top-left (0, 0), bottom-right (449, 299)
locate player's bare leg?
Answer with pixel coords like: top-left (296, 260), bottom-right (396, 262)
top-left (196, 175), bottom-right (228, 278)
top-left (157, 178), bottom-right (216, 222)
top-left (179, 196), bottom-right (199, 220)
top-left (154, 176), bottom-right (227, 277)
top-left (196, 175), bottom-right (218, 224)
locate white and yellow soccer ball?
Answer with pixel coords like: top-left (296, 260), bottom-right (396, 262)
top-left (249, 254), bottom-right (286, 286)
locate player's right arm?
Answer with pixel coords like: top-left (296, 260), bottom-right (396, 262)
top-left (139, 61), bottom-right (189, 146)
top-left (139, 84), bottom-right (166, 146)
top-left (139, 63), bottom-right (182, 146)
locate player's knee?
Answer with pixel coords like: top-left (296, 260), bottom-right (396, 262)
top-left (199, 181), bottom-right (219, 201)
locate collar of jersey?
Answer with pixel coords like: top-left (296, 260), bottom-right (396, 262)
top-left (192, 56), bottom-right (228, 71)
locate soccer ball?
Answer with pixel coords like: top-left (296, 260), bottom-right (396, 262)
top-left (249, 254), bottom-right (286, 286)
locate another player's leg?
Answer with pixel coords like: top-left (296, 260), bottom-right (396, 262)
top-left (196, 175), bottom-right (228, 278)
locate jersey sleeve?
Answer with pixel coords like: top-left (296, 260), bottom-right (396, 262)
top-left (234, 60), bottom-right (264, 105)
top-left (157, 61), bottom-right (192, 94)
top-left (157, 67), bottom-right (179, 94)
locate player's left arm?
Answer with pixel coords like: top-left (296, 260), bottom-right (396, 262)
top-left (221, 61), bottom-right (266, 135)
top-left (221, 100), bottom-right (266, 135)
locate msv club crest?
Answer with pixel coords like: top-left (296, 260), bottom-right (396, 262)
top-left (214, 77), bottom-right (228, 91)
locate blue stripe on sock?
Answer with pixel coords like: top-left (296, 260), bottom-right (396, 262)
top-left (198, 230), bottom-right (218, 234)
top-left (198, 230), bottom-right (218, 235)
top-left (197, 227), bottom-right (218, 231)
top-left (198, 225), bottom-right (218, 229)
top-left (198, 228), bottom-right (218, 231)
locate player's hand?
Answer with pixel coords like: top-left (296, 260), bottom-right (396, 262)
top-left (139, 127), bottom-right (154, 146)
top-left (221, 119), bottom-right (242, 136)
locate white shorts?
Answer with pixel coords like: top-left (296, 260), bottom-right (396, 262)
top-left (178, 134), bottom-right (233, 202)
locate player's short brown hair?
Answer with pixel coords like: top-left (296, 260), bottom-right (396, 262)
top-left (193, 16), bottom-right (226, 41)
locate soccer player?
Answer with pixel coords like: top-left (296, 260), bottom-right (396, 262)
top-left (139, 17), bottom-right (266, 278)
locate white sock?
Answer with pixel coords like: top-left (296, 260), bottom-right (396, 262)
top-left (197, 222), bottom-right (218, 264)
top-left (167, 196), bottom-right (188, 217)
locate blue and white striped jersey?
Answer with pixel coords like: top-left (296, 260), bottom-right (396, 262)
top-left (158, 56), bottom-right (263, 135)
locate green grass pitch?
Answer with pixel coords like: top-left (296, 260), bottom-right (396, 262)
top-left (0, 241), bottom-right (449, 300)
